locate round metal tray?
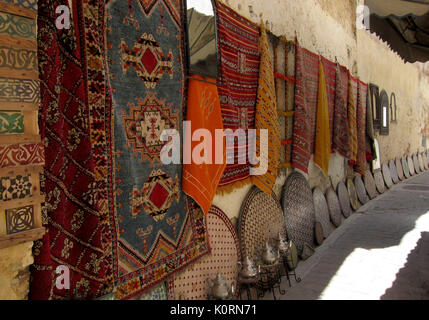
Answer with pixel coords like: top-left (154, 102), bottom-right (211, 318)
top-left (408, 155), bottom-right (415, 176)
top-left (364, 170), bottom-right (378, 199)
top-left (402, 156), bottom-right (410, 178)
top-left (374, 170), bottom-right (386, 194)
top-left (337, 181), bottom-right (352, 218)
top-left (347, 178), bottom-right (360, 211)
top-left (354, 175), bottom-right (369, 204)
top-left (395, 157), bottom-right (404, 181)
top-left (413, 154), bottom-right (421, 174)
top-left (281, 172), bottom-right (315, 256)
top-left (326, 187), bottom-right (342, 228)
top-left (389, 160), bottom-right (399, 184)
top-left (382, 163), bottom-right (393, 189)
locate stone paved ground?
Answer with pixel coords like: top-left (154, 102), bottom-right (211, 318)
top-left (263, 171), bottom-right (429, 300)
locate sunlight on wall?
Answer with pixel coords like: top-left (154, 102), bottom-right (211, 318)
top-left (319, 211), bottom-right (429, 299)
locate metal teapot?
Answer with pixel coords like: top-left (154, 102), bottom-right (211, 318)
top-left (207, 273), bottom-right (235, 300)
top-left (278, 232), bottom-right (289, 254)
top-left (261, 240), bottom-right (280, 265)
top-left (238, 256), bottom-right (260, 278)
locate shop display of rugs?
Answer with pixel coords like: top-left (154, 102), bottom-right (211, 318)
top-left (238, 186), bottom-right (286, 261)
top-left (168, 206), bottom-right (240, 300)
top-left (281, 172), bottom-right (315, 256)
top-left (291, 45), bottom-right (319, 174)
top-left (312, 187), bottom-right (334, 238)
top-left (31, 0), bottom-right (112, 299)
top-left (105, 0), bottom-right (208, 300)
top-left (216, 1), bottom-right (260, 192)
top-left (332, 64), bottom-right (350, 158)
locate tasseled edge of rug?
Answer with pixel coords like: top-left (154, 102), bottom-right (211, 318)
top-left (215, 177), bottom-right (252, 196)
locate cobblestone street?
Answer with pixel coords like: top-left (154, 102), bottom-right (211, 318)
top-left (268, 172), bottom-right (429, 300)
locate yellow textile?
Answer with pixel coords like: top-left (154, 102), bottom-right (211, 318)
top-left (314, 60), bottom-right (331, 176)
top-left (348, 78), bottom-right (358, 162)
top-left (251, 22), bottom-right (281, 194)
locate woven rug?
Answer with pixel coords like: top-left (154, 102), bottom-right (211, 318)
top-left (314, 60), bottom-right (331, 176)
top-left (291, 46), bottom-right (319, 174)
top-left (182, 74), bottom-right (226, 215)
top-left (332, 64), bottom-right (349, 158)
top-left (216, 1), bottom-right (259, 191)
top-left (251, 23), bottom-right (280, 194)
top-left (105, 0), bottom-right (209, 300)
top-left (168, 206), bottom-right (241, 300)
top-left (239, 186), bottom-right (286, 261)
top-left (321, 57), bottom-right (336, 148)
top-left (355, 81), bottom-right (368, 175)
top-left (30, 0), bottom-right (113, 300)
top-left (281, 172), bottom-right (315, 256)
top-left (348, 75), bottom-right (359, 163)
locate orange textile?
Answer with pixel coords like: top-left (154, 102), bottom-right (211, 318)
top-left (314, 60), bottom-right (331, 176)
top-left (183, 74), bottom-right (226, 215)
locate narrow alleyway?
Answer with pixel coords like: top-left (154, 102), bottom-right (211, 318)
top-left (270, 172), bottom-right (429, 300)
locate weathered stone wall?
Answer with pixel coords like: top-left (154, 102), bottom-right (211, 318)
top-left (0, 242), bottom-right (34, 300)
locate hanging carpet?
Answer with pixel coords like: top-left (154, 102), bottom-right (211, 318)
top-left (291, 46), bottom-right (319, 174)
top-left (320, 57), bottom-right (336, 149)
top-left (105, 0), bottom-right (209, 300)
top-left (355, 81), bottom-right (368, 175)
top-left (216, 1), bottom-right (260, 192)
top-left (251, 22), bottom-right (281, 194)
top-left (348, 75), bottom-right (359, 163)
top-left (332, 64), bottom-right (350, 159)
top-left (30, 0), bottom-right (113, 300)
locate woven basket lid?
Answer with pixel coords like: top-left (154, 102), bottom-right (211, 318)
top-left (314, 222), bottom-right (324, 246)
top-left (402, 156), bottom-right (410, 178)
top-left (168, 206), bottom-right (241, 300)
top-left (374, 170), bottom-right (386, 194)
top-left (418, 153), bottom-right (425, 172)
top-left (423, 153), bottom-right (429, 170)
top-left (354, 175), bottom-right (369, 205)
top-left (382, 163), bottom-right (393, 188)
top-left (239, 186), bottom-right (286, 261)
top-left (413, 154), bottom-right (421, 174)
top-left (395, 158), bottom-right (404, 181)
top-left (364, 170), bottom-right (378, 199)
top-left (389, 160), bottom-right (399, 184)
top-left (313, 187), bottom-right (334, 238)
top-left (408, 155), bottom-right (416, 175)
top-left (326, 186), bottom-right (342, 227)
top-left (337, 181), bottom-right (351, 218)
top-left (281, 172), bottom-right (315, 256)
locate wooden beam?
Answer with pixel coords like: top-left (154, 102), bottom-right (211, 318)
top-left (0, 227), bottom-right (45, 250)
